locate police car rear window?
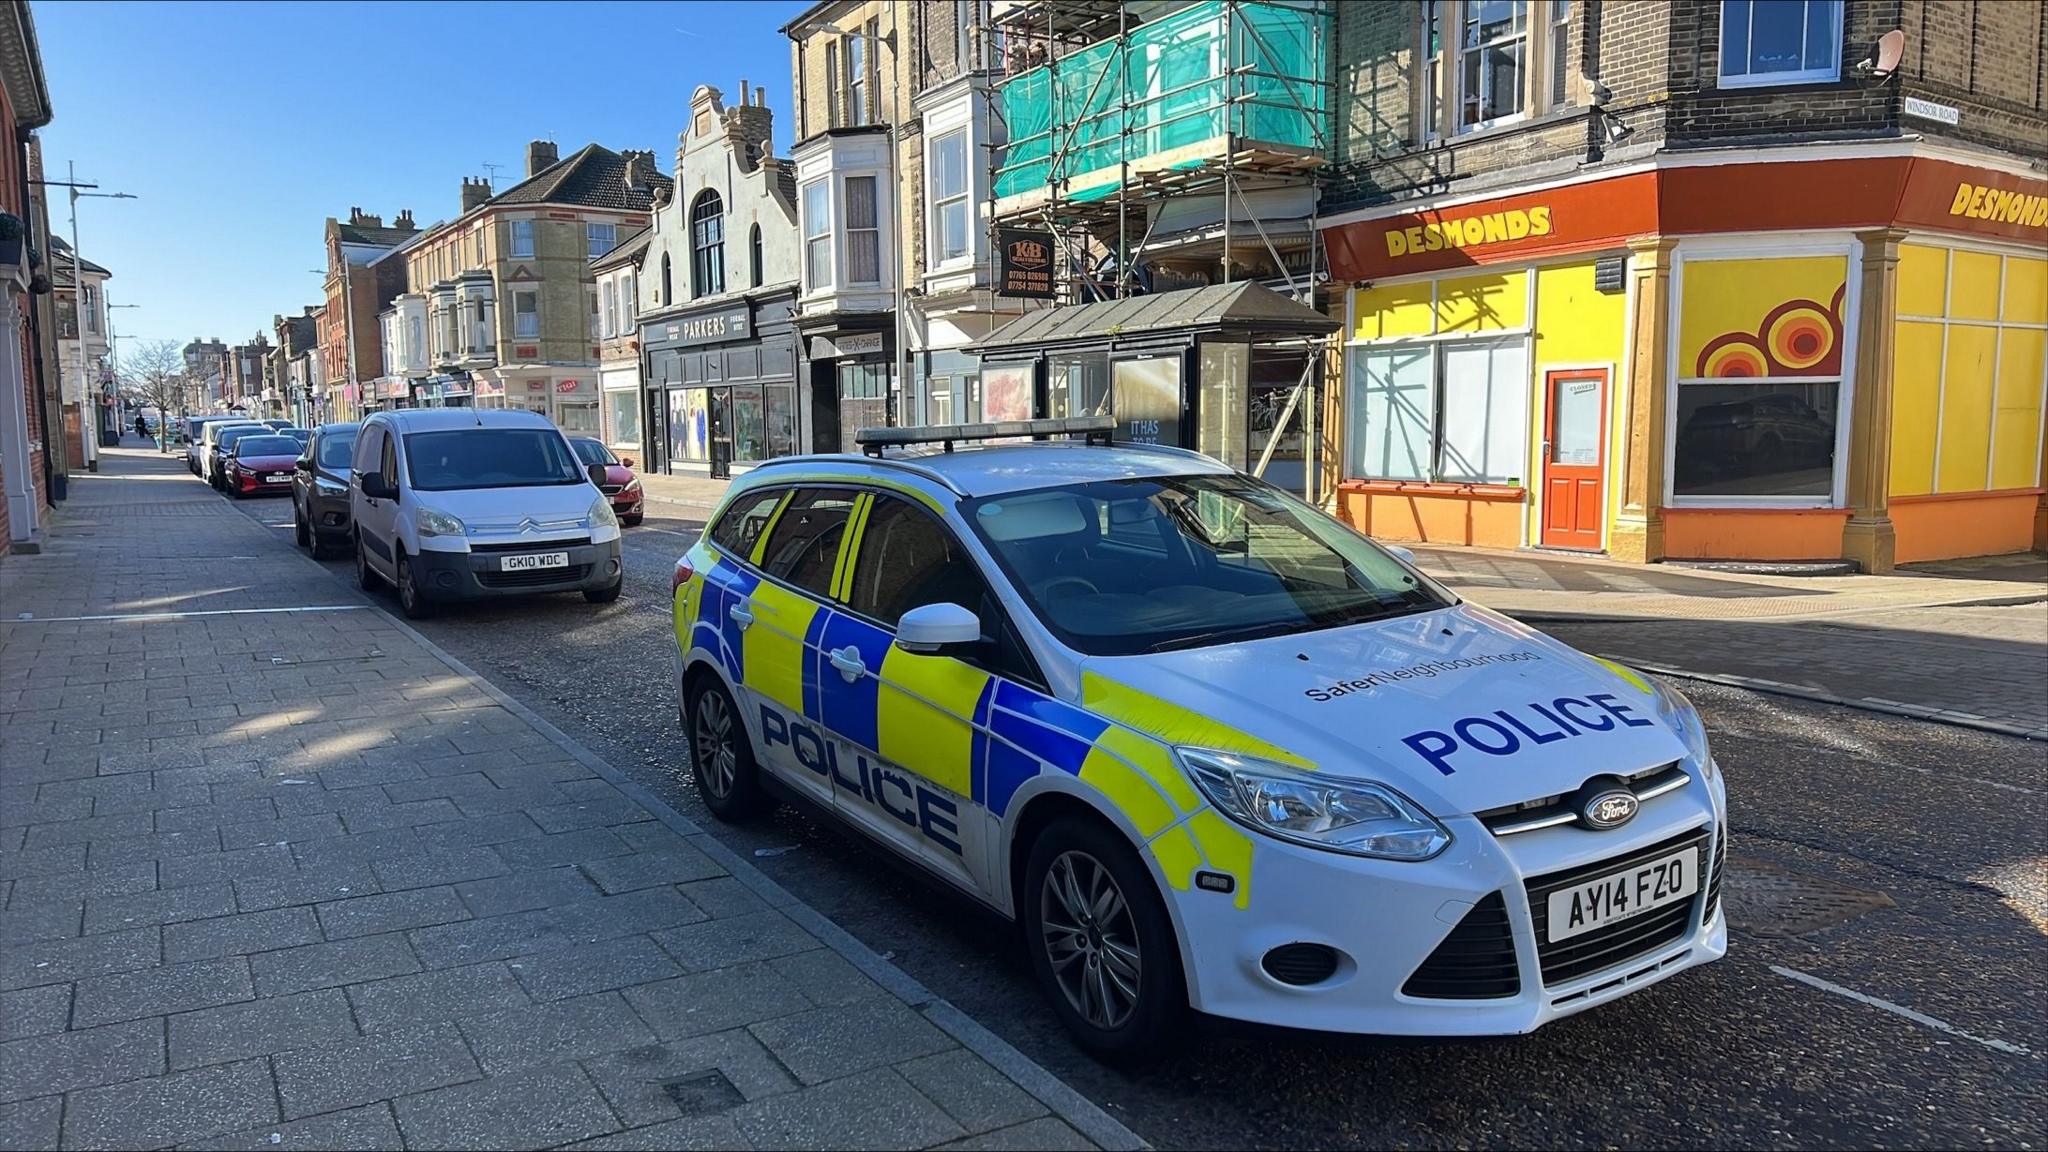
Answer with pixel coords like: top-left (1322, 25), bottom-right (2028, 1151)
top-left (710, 490), bottom-right (785, 557)
top-left (759, 490), bottom-right (857, 596)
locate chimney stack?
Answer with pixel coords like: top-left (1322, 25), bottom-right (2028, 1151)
top-left (623, 150), bottom-right (657, 191)
top-left (349, 207), bottom-right (382, 228)
top-left (461, 177), bottom-right (492, 212)
top-left (394, 209), bottom-right (416, 231)
top-left (527, 139), bottom-right (559, 177)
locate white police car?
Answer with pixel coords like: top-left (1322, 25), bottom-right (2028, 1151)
top-left (670, 417), bottom-right (1726, 1056)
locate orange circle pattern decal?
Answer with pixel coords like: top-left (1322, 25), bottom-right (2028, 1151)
top-left (1694, 282), bottom-right (1846, 378)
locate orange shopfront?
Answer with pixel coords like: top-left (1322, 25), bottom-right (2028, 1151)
top-left (1321, 151), bottom-right (2048, 570)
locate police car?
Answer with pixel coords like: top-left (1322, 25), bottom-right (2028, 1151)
top-left (670, 417), bottom-right (1726, 1056)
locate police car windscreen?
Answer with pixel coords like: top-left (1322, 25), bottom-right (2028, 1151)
top-left (402, 429), bottom-right (585, 492)
top-left (964, 475), bottom-right (1446, 656)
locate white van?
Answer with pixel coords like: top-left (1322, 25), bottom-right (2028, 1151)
top-left (350, 408), bottom-right (624, 618)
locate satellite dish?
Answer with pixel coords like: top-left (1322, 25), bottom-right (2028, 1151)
top-left (1859, 29), bottom-right (1906, 80)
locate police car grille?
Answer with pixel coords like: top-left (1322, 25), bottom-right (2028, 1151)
top-left (1703, 825), bottom-right (1727, 922)
top-left (1401, 892), bottom-right (1520, 999)
top-left (478, 563), bottom-right (591, 588)
top-left (1525, 828), bottom-right (1708, 986)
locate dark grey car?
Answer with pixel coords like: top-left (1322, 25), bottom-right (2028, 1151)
top-left (292, 422), bottom-right (360, 559)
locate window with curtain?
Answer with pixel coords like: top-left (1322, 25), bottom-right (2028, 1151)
top-left (1719, 0), bottom-right (1841, 86)
top-left (513, 291), bottom-right (539, 338)
top-left (588, 289), bottom-right (601, 340)
top-left (690, 191), bottom-right (725, 298)
top-left (601, 281), bottom-right (617, 338)
top-left (931, 130), bottom-right (970, 263)
top-left (846, 34), bottom-right (868, 126)
top-left (510, 220), bottom-right (535, 258)
top-left (1421, 1), bottom-right (1443, 140)
top-left (803, 181), bottom-right (832, 290)
top-left (844, 175), bottom-right (880, 284)
top-left (623, 272), bottom-right (637, 333)
top-left (1549, 0), bottom-right (1571, 106)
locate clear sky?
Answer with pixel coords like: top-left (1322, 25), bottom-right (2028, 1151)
top-left (33, 0), bottom-right (805, 356)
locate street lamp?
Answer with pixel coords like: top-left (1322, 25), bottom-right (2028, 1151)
top-left (37, 162), bottom-right (136, 472)
top-left (106, 301), bottom-right (139, 439)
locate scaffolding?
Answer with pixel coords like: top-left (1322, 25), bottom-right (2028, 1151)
top-left (972, 0), bottom-right (1336, 497)
top-left (980, 0), bottom-right (1330, 305)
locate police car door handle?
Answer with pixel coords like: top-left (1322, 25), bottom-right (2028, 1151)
top-left (728, 602), bottom-right (755, 629)
top-left (829, 646), bottom-right (866, 682)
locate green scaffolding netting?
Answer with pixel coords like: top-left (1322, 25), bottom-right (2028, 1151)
top-left (994, 1), bottom-right (1326, 200)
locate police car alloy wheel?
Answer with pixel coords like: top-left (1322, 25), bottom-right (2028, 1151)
top-left (1024, 817), bottom-right (1183, 1057)
top-left (687, 680), bottom-right (773, 820)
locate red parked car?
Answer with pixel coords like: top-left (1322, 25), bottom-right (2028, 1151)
top-left (223, 434), bottom-right (305, 499)
top-left (569, 437), bottom-right (644, 526)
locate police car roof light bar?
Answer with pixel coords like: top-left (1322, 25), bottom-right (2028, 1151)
top-left (855, 415), bottom-right (1116, 457)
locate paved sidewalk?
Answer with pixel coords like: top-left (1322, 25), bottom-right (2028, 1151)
top-left (0, 449), bottom-right (1135, 1152)
top-left (1412, 545), bottom-right (2048, 739)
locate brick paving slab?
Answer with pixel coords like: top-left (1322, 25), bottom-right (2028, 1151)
top-left (0, 450), bottom-right (1135, 1152)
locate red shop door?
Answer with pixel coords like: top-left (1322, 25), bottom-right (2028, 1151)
top-left (1540, 369), bottom-right (1607, 551)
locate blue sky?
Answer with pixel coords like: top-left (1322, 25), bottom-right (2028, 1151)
top-left (34, 0), bottom-right (804, 354)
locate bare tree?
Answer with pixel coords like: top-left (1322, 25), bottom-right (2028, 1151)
top-left (121, 339), bottom-right (192, 452)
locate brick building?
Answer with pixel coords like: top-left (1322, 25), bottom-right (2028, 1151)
top-left (1320, 0), bottom-right (2048, 569)
top-left (319, 208), bottom-right (419, 422)
top-left (0, 0), bottom-right (52, 554)
top-left (383, 141), bottom-right (657, 429)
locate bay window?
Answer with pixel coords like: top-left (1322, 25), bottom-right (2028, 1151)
top-left (1346, 337), bottom-right (1529, 485)
top-left (844, 175), bottom-right (881, 284)
top-left (510, 220), bottom-right (535, 259)
top-left (803, 180), bottom-right (832, 291)
top-left (931, 130), bottom-right (970, 263)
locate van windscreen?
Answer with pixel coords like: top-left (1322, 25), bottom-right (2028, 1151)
top-left (402, 429), bottom-right (585, 492)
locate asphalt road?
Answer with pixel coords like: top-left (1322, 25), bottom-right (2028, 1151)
top-left (222, 485), bottom-right (2046, 1150)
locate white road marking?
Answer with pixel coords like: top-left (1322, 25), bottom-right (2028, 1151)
top-left (1770, 965), bottom-right (2035, 1057)
top-left (6, 605), bottom-right (370, 624)
top-left (628, 526), bottom-right (700, 539)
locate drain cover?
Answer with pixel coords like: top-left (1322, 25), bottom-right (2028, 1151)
top-left (661, 1070), bottom-right (744, 1116)
top-left (1723, 856), bottom-right (1894, 938)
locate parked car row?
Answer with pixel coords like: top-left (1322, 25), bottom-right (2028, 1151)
top-left (187, 409), bottom-right (649, 618)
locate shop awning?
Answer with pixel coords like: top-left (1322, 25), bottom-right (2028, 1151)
top-left (968, 281), bottom-right (1337, 355)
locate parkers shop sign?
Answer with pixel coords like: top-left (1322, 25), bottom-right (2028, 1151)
top-left (662, 302), bottom-right (752, 348)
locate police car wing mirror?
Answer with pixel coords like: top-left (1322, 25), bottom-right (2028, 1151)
top-left (895, 603), bottom-right (982, 655)
top-left (1385, 544), bottom-right (1417, 567)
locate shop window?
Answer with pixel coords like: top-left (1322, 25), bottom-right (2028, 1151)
top-left (691, 191), bottom-right (725, 298)
top-left (1718, 0), bottom-right (1841, 88)
top-left (604, 388), bottom-right (640, 448)
top-left (1674, 254), bottom-right (1848, 499)
top-left (558, 400), bottom-right (601, 436)
top-left (669, 387), bottom-right (712, 464)
top-left (803, 180), bottom-right (833, 291)
top-left (1345, 338), bottom-right (1528, 485)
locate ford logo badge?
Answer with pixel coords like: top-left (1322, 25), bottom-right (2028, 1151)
top-left (1579, 787), bottom-right (1639, 830)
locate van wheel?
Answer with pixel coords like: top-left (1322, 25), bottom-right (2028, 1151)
top-left (684, 678), bottom-right (772, 821)
top-left (396, 552), bottom-right (434, 620)
top-left (1023, 816), bottom-right (1185, 1061)
top-left (355, 535), bottom-right (380, 591)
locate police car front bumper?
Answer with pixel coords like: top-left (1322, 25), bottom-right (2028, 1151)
top-left (1169, 778), bottom-right (1727, 1036)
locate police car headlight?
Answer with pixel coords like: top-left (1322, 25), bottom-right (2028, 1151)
top-left (417, 507), bottom-right (466, 538)
top-left (1650, 675), bottom-right (1714, 778)
top-left (1177, 749), bottom-right (1451, 861)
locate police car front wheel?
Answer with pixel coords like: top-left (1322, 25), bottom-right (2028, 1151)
top-left (1024, 817), bottom-right (1184, 1059)
top-left (686, 678), bottom-right (774, 820)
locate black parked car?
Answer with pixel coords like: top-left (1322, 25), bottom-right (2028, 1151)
top-left (292, 423), bottom-right (359, 559)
